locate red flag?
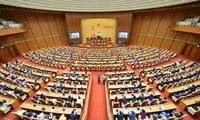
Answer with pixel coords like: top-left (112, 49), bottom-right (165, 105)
top-left (91, 26), bottom-right (96, 37)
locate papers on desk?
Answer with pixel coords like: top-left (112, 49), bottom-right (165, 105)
top-left (160, 105), bottom-right (164, 110)
top-left (181, 87), bottom-right (186, 90)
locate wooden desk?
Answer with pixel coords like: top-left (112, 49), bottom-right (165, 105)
top-left (178, 95), bottom-right (200, 110)
top-left (1, 81), bottom-right (33, 96)
top-left (107, 76), bottom-right (139, 81)
top-left (62, 71), bottom-right (90, 75)
top-left (108, 82), bottom-right (147, 90)
top-left (110, 91), bottom-right (160, 100)
top-left (106, 71), bottom-right (135, 75)
top-left (47, 82), bottom-right (87, 89)
top-left (36, 90), bottom-right (85, 100)
top-left (113, 103), bottom-right (176, 115)
top-left (55, 76), bottom-right (89, 81)
top-left (0, 95), bottom-right (19, 109)
top-left (20, 102), bottom-right (81, 115)
top-left (164, 80), bottom-right (200, 97)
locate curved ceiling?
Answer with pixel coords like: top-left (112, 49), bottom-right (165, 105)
top-left (0, 0), bottom-right (198, 12)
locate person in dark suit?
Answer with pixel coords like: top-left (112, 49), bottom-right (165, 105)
top-left (70, 110), bottom-right (78, 120)
top-left (116, 111), bottom-right (124, 120)
top-left (40, 94), bottom-right (46, 100)
top-left (26, 111), bottom-right (34, 117)
top-left (68, 95), bottom-right (73, 103)
top-left (128, 111), bottom-right (137, 120)
top-left (121, 95), bottom-right (127, 105)
top-left (98, 73), bottom-right (101, 84)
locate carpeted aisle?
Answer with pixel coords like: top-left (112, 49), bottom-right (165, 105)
top-left (87, 72), bottom-right (108, 120)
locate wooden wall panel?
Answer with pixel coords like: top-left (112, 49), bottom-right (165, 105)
top-left (45, 37), bottom-right (55, 47)
top-left (11, 10), bottom-right (35, 40)
top-left (151, 37), bottom-right (162, 47)
top-left (156, 8), bottom-right (176, 36)
top-left (170, 41), bottom-right (184, 52)
top-left (147, 10), bottom-right (164, 35)
top-left (37, 39), bottom-right (47, 48)
top-left (0, 36), bottom-right (13, 45)
top-left (194, 48), bottom-right (200, 61)
top-left (160, 39), bottom-right (173, 50)
top-left (132, 13), bottom-right (143, 45)
top-left (189, 46), bottom-right (198, 58)
top-left (0, 48), bottom-right (11, 62)
top-left (186, 34), bottom-right (200, 44)
top-left (182, 44), bottom-right (193, 56)
top-left (24, 11), bottom-right (43, 38)
top-left (26, 40), bottom-right (39, 50)
top-left (7, 45), bottom-right (19, 57)
top-left (16, 42), bottom-right (30, 53)
top-left (143, 36), bottom-right (154, 46)
top-left (137, 35), bottom-right (145, 45)
top-left (53, 36), bottom-right (62, 46)
top-left (55, 14), bottom-right (68, 45)
top-left (130, 3), bottom-right (200, 60)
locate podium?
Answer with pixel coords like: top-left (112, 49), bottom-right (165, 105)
top-left (85, 38), bottom-right (112, 46)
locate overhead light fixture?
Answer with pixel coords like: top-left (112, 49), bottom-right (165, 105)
top-left (0, 44), bottom-right (4, 49)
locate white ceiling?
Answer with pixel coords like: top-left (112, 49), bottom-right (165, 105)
top-left (0, 0), bottom-right (198, 12)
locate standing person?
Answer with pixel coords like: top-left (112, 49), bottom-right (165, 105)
top-left (103, 74), bottom-right (106, 85)
top-left (98, 72), bottom-right (101, 84)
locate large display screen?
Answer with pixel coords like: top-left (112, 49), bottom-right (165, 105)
top-left (118, 32), bottom-right (128, 38)
top-left (70, 32), bottom-right (80, 39)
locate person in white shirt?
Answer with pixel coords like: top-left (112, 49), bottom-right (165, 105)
top-left (37, 112), bottom-right (45, 120)
top-left (76, 96), bottom-right (83, 107)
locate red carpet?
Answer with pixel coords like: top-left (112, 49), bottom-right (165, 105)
top-left (87, 72), bottom-right (108, 120)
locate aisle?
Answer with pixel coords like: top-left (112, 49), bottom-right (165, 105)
top-left (87, 72), bottom-right (108, 120)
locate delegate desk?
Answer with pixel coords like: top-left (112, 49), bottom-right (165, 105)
top-left (62, 71), bottom-right (90, 75)
top-left (106, 71), bottom-right (135, 76)
top-left (164, 80), bottom-right (200, 97)
top-left (108, 82), bottom-right (147, 90)
top-left (20, 102), bottom-right (81, 115)
top-left (55, 76), bottom-right (89, 81)
top-left (106, 76), bottom-right (140, 81)
top-left (110, 91), bottom-right (160, 100)
top-left (47, 82), bottom-right (87, 89)
top-left (178, 95), bottom-right (200, 110)
top-left (1, 81), bottom-right (33, 96)
top-left (0, 95), bottom-right (19, 109)
top-left (36, 90), bottom-right (85, 100)
top-left (113, 103), bottom-right (176, 115)
top-left (20, 62), bottom-right (58, 77)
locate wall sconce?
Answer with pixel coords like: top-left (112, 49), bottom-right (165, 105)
top-left (197, 44), bottom-right (200, 48)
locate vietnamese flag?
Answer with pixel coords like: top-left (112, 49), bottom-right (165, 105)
top-left (91, 26), bottom-right (96, 37)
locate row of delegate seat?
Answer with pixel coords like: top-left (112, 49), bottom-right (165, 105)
top-left (143, 59), bottom-right (200, 116)
top-left (12, 70), bottom-right (91, 119)
top-left (70, 48), bottom-right (126, 71)
top-left (104, 70), bottom-right (186, 120)
top-left (111, 46), bottom-right (177, 69)
top-left (14, 59), bottom-right (58, 77)
top-left (23, 46), bottom-right (86, 69)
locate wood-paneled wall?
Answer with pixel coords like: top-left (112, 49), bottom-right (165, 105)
top-left (129, 3), bottom-right (200, 61)
top-left (65, 12), bottom-right (132, 44)
top-left (0, 2), bottom-right (199, 62)
top-left (0, 9), bottom-right (68, 53)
